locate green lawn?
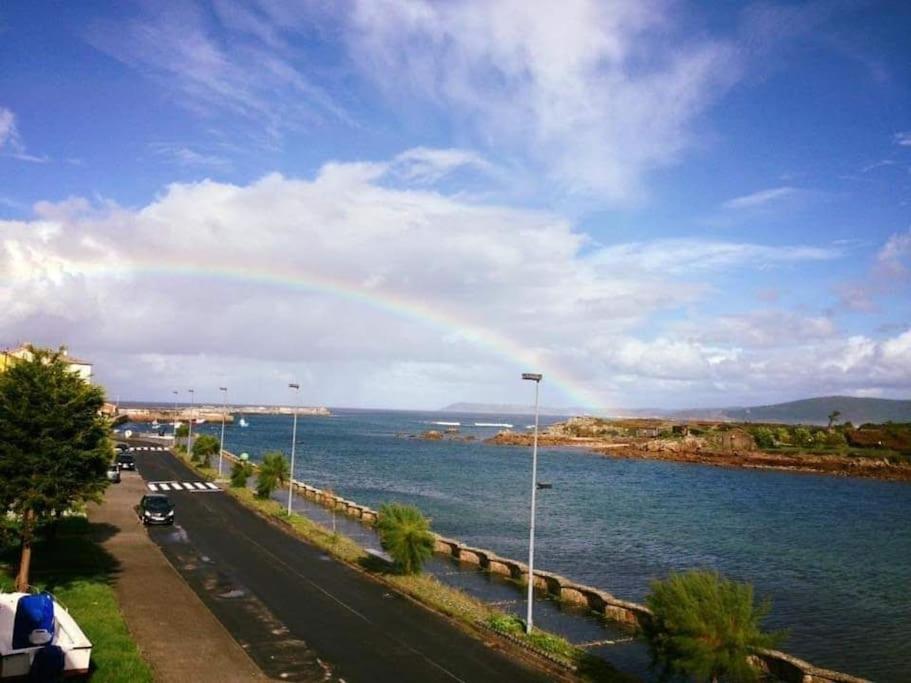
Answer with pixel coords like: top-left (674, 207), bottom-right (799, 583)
top-left (1, 516), bottom-right (153, 682)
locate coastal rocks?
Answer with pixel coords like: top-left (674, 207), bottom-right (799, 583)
top-left (421, 430), bottom-right (443, 440)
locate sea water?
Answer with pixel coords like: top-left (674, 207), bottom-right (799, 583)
top-left (184, 409), bottom-right (911, 681)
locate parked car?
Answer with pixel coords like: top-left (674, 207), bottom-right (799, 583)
top-left (137, 494), bottom-right (175, 526)
top-left (114, 443), bottom-right (129, 453)
top-left (106, 463), bottom-right (121, 483)
top-left (115, 452), bottom-right (136, 471)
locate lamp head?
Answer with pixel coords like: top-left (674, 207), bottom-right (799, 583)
top-left (521, 373), bottom-right (543, 382)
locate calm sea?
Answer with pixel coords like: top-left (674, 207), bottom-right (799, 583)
top-left (175, 409), bottom-right (910, 681)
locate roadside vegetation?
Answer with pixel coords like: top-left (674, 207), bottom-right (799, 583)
top-left (230, 459), bottom-right (255, 488)
top-left (644, 570), bottom-right (783, 683)
top-left (255, 451), bottom-right (290, 499)
top-left (376, 503), bottom-right (435, 574)
top-left (190, 433), bottom-right (220, 467)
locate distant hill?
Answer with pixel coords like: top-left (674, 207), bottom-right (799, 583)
top-left (440, 402), bottom-right (585, 416)
top-left (697, 396), bottom-right (911, 425)
top-left (442, 396), bottom-right (911, 425)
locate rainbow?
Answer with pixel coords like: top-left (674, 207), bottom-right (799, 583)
top-left (14, 257), bottom-right (606, 412)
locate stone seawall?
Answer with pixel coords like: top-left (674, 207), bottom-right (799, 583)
top-left (220, 450), bottom-right (868, 683)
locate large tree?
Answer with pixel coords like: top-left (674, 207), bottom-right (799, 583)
top-left (0, 346), bottom-right (110, 591)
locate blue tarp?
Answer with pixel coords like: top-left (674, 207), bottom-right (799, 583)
top-left (12, 593), bottom-right (55, 650)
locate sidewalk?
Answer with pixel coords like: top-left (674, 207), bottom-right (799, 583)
top-left (87, 470), bottom-right (265, 682)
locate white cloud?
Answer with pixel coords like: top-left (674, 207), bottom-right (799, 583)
top-left (86, 2), bottom-right (349, 141)
top-left (0, 106), bottom-right (46, 163)
top-left (894, 131), bottom-right (911, 147)
top-left (0, 151), bottom-right (859, 408)
top-left (721, 186), bottom-right (796, 210)
top-left (591, 238), bottom-right (838, 275)
top-left (347, 0), bottom-right (739, 202)
top-left (149, 143), bottom-right (232, 170)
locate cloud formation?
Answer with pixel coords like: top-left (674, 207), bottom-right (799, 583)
top-left (3, 149), bottom-right (904, 409)
top-left (722, 186), bottom-right (796, 210)
top-left (348, 0), bottom-right (739, 202)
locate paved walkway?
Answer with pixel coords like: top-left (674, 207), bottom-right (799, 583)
top-left (87, 469), bottom-right (264, 682)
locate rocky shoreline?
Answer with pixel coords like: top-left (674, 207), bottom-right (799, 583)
top-left (488, 422), bottom-right (911, 482)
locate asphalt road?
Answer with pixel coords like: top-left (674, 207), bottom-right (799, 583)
top-left (135, 448), bottom-right (555, 683)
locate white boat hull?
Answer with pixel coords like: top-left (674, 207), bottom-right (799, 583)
top-left (0, 592), bottom-right (92, 679)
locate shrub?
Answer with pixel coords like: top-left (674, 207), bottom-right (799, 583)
top-left (230, 461), bottom-right (254, 488)
top-left (191, 434), bottom-right (220, 467)
top-left (751, 427), bottom-right (774, 449)
top-left (376, 503), bottom-right (435, 575)
top-left (255, 451), bottom-right (289, 499)
top-left (792, 427), bottom-right (813, 448)
top-left (175, 424), bottom-right (189, 438)
top-left (644, 570), bottom-right (783, 683)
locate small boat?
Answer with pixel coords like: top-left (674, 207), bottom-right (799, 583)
top-left (0, 591), bottom-right (92, 679)
top-left (238, 418), bottom-right (249, 428)
top-left (151, 420), bottom-right (160, 428)
top-left (474, 422), bottom-right (513, 428)
top-left (194, 418), bottom-right (206, 425)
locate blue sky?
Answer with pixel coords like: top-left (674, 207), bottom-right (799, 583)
top-left (1, 1), bottom-right (910, 410)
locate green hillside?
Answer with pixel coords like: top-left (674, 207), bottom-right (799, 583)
top-left (717, 396), bottom-right (911, 425)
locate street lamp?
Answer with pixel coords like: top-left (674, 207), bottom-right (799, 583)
top-left (522, 371), bottom-right (543, 634)
top-left (287, 383), bottom-right (300, 516)
top-left (172, 390), bottom-right (179, 435)
top-left (187, 388), bottom-right (195, 456)
top-left (218, 386), bottom-right (228, 479)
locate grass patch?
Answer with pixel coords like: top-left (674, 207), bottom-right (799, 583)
top-left (0, 517), bottom-right (153, 683)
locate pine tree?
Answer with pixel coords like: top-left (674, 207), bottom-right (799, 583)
top-left (0, 346), bottom-right (110, 591)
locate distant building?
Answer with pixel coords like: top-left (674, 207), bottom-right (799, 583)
top-left (1, 345), bottom-right (93, 382)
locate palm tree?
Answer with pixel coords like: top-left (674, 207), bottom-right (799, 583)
top-left (827, 410), bottom-right (842, 430)
top-left (230, 460), bottom-right (254, 488)
top-left (376, 503), bottom-right (435, 574)
top-left (644, 570), bottom-right (783, 682)
top-left (255, 451), bottom-right (290, 500)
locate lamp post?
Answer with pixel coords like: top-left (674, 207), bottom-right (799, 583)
top-left (287, 383), bottom-right (300, 516)
top-left (187, 388), bottom-right (195, 456)
top-left (521, 372), bottom-right (543, 634)
top-left (218, 386), bottom-right (228, 479)
top-left (172, 390), bottom-right (179, 435)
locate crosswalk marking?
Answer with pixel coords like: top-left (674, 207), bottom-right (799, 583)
top-left (146, 481), bottom-right (221, 494)
top-left (127, 446), bottom-right (168, 452)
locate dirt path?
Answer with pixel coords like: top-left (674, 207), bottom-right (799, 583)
top-left (87, 470), bottom-right (265, 682)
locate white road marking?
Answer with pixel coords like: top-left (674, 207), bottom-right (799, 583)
top-left (170, 482), bottom-right (183, 490)
top-left (205, 482), bottom-right (218, 490)
top-left (158, 483), bottom-right (171, 491)
top-left (193, 482), bottom-right (207, 490)
top-left (148, 483), bottom-right (158, 491)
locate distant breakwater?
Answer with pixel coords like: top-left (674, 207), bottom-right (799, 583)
top-left (222, 450), bottom-right (867, 683)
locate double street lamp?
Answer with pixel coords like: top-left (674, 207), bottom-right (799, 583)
top-left (287, 383), bottom-right (300, 515)
top-left (522, 371), bottom-right (543, 634)
top-left (218, 386), bottom-right (228, 479)
top-left (187, 388), bottom-right (195, 455)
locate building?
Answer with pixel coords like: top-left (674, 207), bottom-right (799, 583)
top-left (1, 345), bottom-right (93, 382)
